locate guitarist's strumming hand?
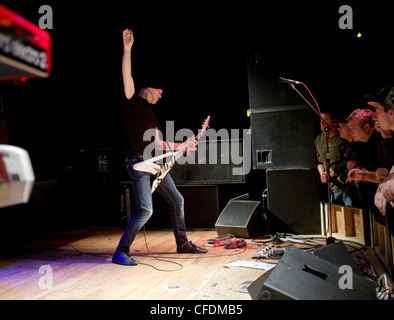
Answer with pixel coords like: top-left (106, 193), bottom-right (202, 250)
top-left (181, 135), bottom-right (198, 157)
top-left (154, 128), bottom-right (198, 154)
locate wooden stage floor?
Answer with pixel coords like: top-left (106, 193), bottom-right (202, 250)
top-left (0, 227), bottom-right (389, 300)
top-left (0, 228), bottom-right (270, 300)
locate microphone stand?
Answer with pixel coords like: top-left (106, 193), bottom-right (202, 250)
top-left (323, 126), bottom-right (336, 244)
top-left (285, 82), bottom-right (336, 244)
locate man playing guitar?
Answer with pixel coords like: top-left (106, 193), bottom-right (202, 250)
top-left (112, 29), bottom-right (208, 266)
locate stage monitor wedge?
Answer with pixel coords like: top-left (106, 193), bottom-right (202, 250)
top-left (312, 241), bottom-right (364, 277)
top-left (248, 246), bottom-right (376, 300)
top-left (215, 198), bottom-right (263, 238)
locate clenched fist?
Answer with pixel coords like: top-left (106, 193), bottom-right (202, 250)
top-left (123, 29), bottom-right (134, 50)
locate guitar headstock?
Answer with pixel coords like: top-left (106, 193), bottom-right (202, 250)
top-left (201, 115), bottom-right (210, 132)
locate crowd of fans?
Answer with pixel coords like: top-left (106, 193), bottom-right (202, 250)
top-left (314, 86), bottom-right (394, 231)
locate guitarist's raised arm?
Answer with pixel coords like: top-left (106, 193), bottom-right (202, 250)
top-left (122, 29), bottom-right (135, 100)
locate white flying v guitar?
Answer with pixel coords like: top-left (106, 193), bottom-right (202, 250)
top-left (133, 116), bottom-right (211, 193)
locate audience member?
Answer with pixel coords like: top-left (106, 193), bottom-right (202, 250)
top-left (331, 116), bottom-right (362, 206)
top-left (344, 108), bottom-right (381, 220)
top-left (345, 86), bottom-right (394, 236)
top-left (374, 121), bottom-right (394, 170)
top-left (314, 113), bottom-right (352, 206)
top-left (313, 87), bottom-right (394, 236)
top-left (346, 108), bottom-right (381, 171)
top-left (366, 86), bottom-right (394, 217)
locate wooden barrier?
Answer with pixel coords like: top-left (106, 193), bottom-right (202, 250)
top-left (321, 202), bottom-right (393, 277)
top-left (372, 217), bottom-right (394, 275)
top-left (321, 203), bottom-right (365, 241)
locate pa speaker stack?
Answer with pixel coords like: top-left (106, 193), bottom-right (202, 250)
top-left (246, 48), bottom-right (321, 235)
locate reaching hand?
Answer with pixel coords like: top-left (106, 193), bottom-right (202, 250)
top-left (320, 171), bottom-right (328, 183)
top-left (346, 160), bottom-right (357, 171)
top-left (347, 168), bottom-right (366, 183)
top-left (382, 180), bottom-right (394, 204)
top-left (123, 29), bottom-right (134, 50)
top-left (185, 135), bottom-right (198, 156)
top-left (376, 168), bottom-right (390, 182)
top-left (375, 186), bottom-right (387, 216)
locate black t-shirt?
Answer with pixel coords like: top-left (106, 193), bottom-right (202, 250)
top-left (353, 131), bottom-right (380, 171)
top-left (123, 95), bottom-right (159, 154)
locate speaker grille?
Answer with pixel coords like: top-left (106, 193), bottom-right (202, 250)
top-left (250, 106), bottom-right (316, 170)
top-left (266, 169), bottom-right (321, 234)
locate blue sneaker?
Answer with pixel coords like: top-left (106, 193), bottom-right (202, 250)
top-left (112, 251), bottom-right (139, 266)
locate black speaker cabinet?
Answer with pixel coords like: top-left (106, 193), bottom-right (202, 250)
top-left (312, 241), bottom-right (364, 277)
top-left (170, 139), bottom-right (244, 185)
top-left (266, 168), bottom-right (321, 235)
top-left (181, 185), bottom-right (219, 228)
top-left (248, 246), bottom-right (376, 300)
top-left (250, 105), bottom-right (316, 170)
top-left (149, 185), bottom-right (219, 229)
top-left (247, 49), bottom-right (301, 110)
top-left (215, 198), bottom-right (263, 238)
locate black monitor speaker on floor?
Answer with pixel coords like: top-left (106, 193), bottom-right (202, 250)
top-left (215, 194), bottom-right (265, 238)
top-left (248, 246), bottom-right (376, 300)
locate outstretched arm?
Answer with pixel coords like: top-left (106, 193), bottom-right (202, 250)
top-left (122, 29), bottom-right (135, 100)
top-left (347, 168), bottom-right (390, 183)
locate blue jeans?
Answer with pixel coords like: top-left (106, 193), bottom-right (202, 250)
top-left (332, 190), bottom-right (353, 207)
top-left (115, 154), bottom-right (188, 253)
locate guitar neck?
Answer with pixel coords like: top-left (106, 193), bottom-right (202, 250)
top-left (149, 115), bottom-right (210, 193)
top-left (172, 127), bottom-right (207, 160)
